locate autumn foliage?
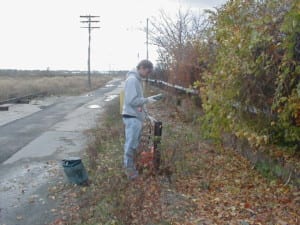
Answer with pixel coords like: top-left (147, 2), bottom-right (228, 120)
top-left (151, 0), bottom-right (300, 152)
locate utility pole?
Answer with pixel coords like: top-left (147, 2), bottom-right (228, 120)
top-left (80, 15), bottom-right (100, 89)
top-left (146, 18), bottom-right (149, 60)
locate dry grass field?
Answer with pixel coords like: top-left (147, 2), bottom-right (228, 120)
top-left (0, 74), bottom-right (113, 101)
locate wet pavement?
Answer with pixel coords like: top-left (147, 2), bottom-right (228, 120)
top-left (0, 78), bottom-right (124, 225)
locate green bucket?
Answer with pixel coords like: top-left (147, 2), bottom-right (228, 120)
top-left (62, 157), bottom-right (88, 185)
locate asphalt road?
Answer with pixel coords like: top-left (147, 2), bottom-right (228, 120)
top-left (0, 79), bottom-right (121, 163)
top-left (0, 78), bottom-right (124, 225)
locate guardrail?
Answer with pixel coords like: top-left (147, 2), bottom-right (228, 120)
top-left (0, 92), bottom-right (46, 105)
top-left (145, 79), bottom-right (270, 115)
top-left (145, 79), bottom-right (199, 95)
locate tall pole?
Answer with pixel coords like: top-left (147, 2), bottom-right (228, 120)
top-left (88, 16), bottom-right (91, 88)
top-left (146, 18), bottom-right (149, 60)
top-left (80, 15), bottom-right (100, 89)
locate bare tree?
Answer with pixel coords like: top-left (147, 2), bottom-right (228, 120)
top-left (150, 9), bottom-right (212, 86)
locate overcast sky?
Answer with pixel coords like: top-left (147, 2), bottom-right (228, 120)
top-left (0, 0), bottom-right (226, 71)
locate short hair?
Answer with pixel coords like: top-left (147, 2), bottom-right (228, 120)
top-left (137, 59), bottom-right (153, 70)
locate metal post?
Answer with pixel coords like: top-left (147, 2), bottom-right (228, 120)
top-left (153, 121), bottom-right (162, 170)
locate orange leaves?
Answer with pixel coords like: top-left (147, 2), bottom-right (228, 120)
top-left (50, 218), bottom-right (65, 225)
top-left (138, 147), bottom-right (154, 169)
top-left (173, 142), bottom-right (300, 224)
top-left (244, 202), bottom-right (252, 209)
top-left (121, 177), bottom-right (163, 225)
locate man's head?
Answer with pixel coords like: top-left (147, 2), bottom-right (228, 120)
top-left (137, 59), bottom-right (153, 78)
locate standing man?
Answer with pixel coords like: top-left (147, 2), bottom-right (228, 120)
top-left (122, 59), bottom-right (160, 179)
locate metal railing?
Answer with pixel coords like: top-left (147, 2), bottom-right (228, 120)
top-left (145, 79), bottom-right (199, 95)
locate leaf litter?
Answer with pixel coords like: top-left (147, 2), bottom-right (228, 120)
top-left (48, 94), bottom-right (299, 225)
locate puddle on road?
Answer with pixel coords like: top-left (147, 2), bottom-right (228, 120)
top-left (87, 104), bottom-right (101, 109)
top-left (104, 94), bottom-right (118, 102)
top-left (105, 84), bottom-right (115, 88)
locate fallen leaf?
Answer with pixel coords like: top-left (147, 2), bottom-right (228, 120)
top-left (16, 216), bottom-right (23, 220)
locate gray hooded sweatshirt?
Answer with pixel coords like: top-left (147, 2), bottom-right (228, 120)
top-left (122, 69), bottom-right (148, 121)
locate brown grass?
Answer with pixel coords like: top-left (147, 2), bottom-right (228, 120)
top-left (0, 75), bottom-right (113, 101)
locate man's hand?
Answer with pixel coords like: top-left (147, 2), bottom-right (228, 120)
top-left (147, 93), bottom-right (163, 103)
top-left (146, 114), bottom-right (157, 123)
top-left (147, 96), bottom-right (157, 103)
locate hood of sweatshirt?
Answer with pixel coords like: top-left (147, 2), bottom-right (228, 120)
top-left (126, 69), bottom-right (142, 81)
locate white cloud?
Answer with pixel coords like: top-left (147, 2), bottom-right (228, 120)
top-left (170, 0), bottom-right (226, 8)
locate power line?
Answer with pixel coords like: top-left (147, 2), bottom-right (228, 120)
top-left (80, 15), bottom-right (100, 89)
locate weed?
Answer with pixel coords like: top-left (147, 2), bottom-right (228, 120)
top-left (0, 75), bottom-right (112, 101)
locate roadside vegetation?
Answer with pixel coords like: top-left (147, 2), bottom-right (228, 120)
top-left (149, 0), bottom-right (300, 186)
top-left (51, 90), bottom-right (300, 225)
top-left (150, 0), bottom-right (300, 154)
top-left (0, 73), bottom-right (113, 101)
